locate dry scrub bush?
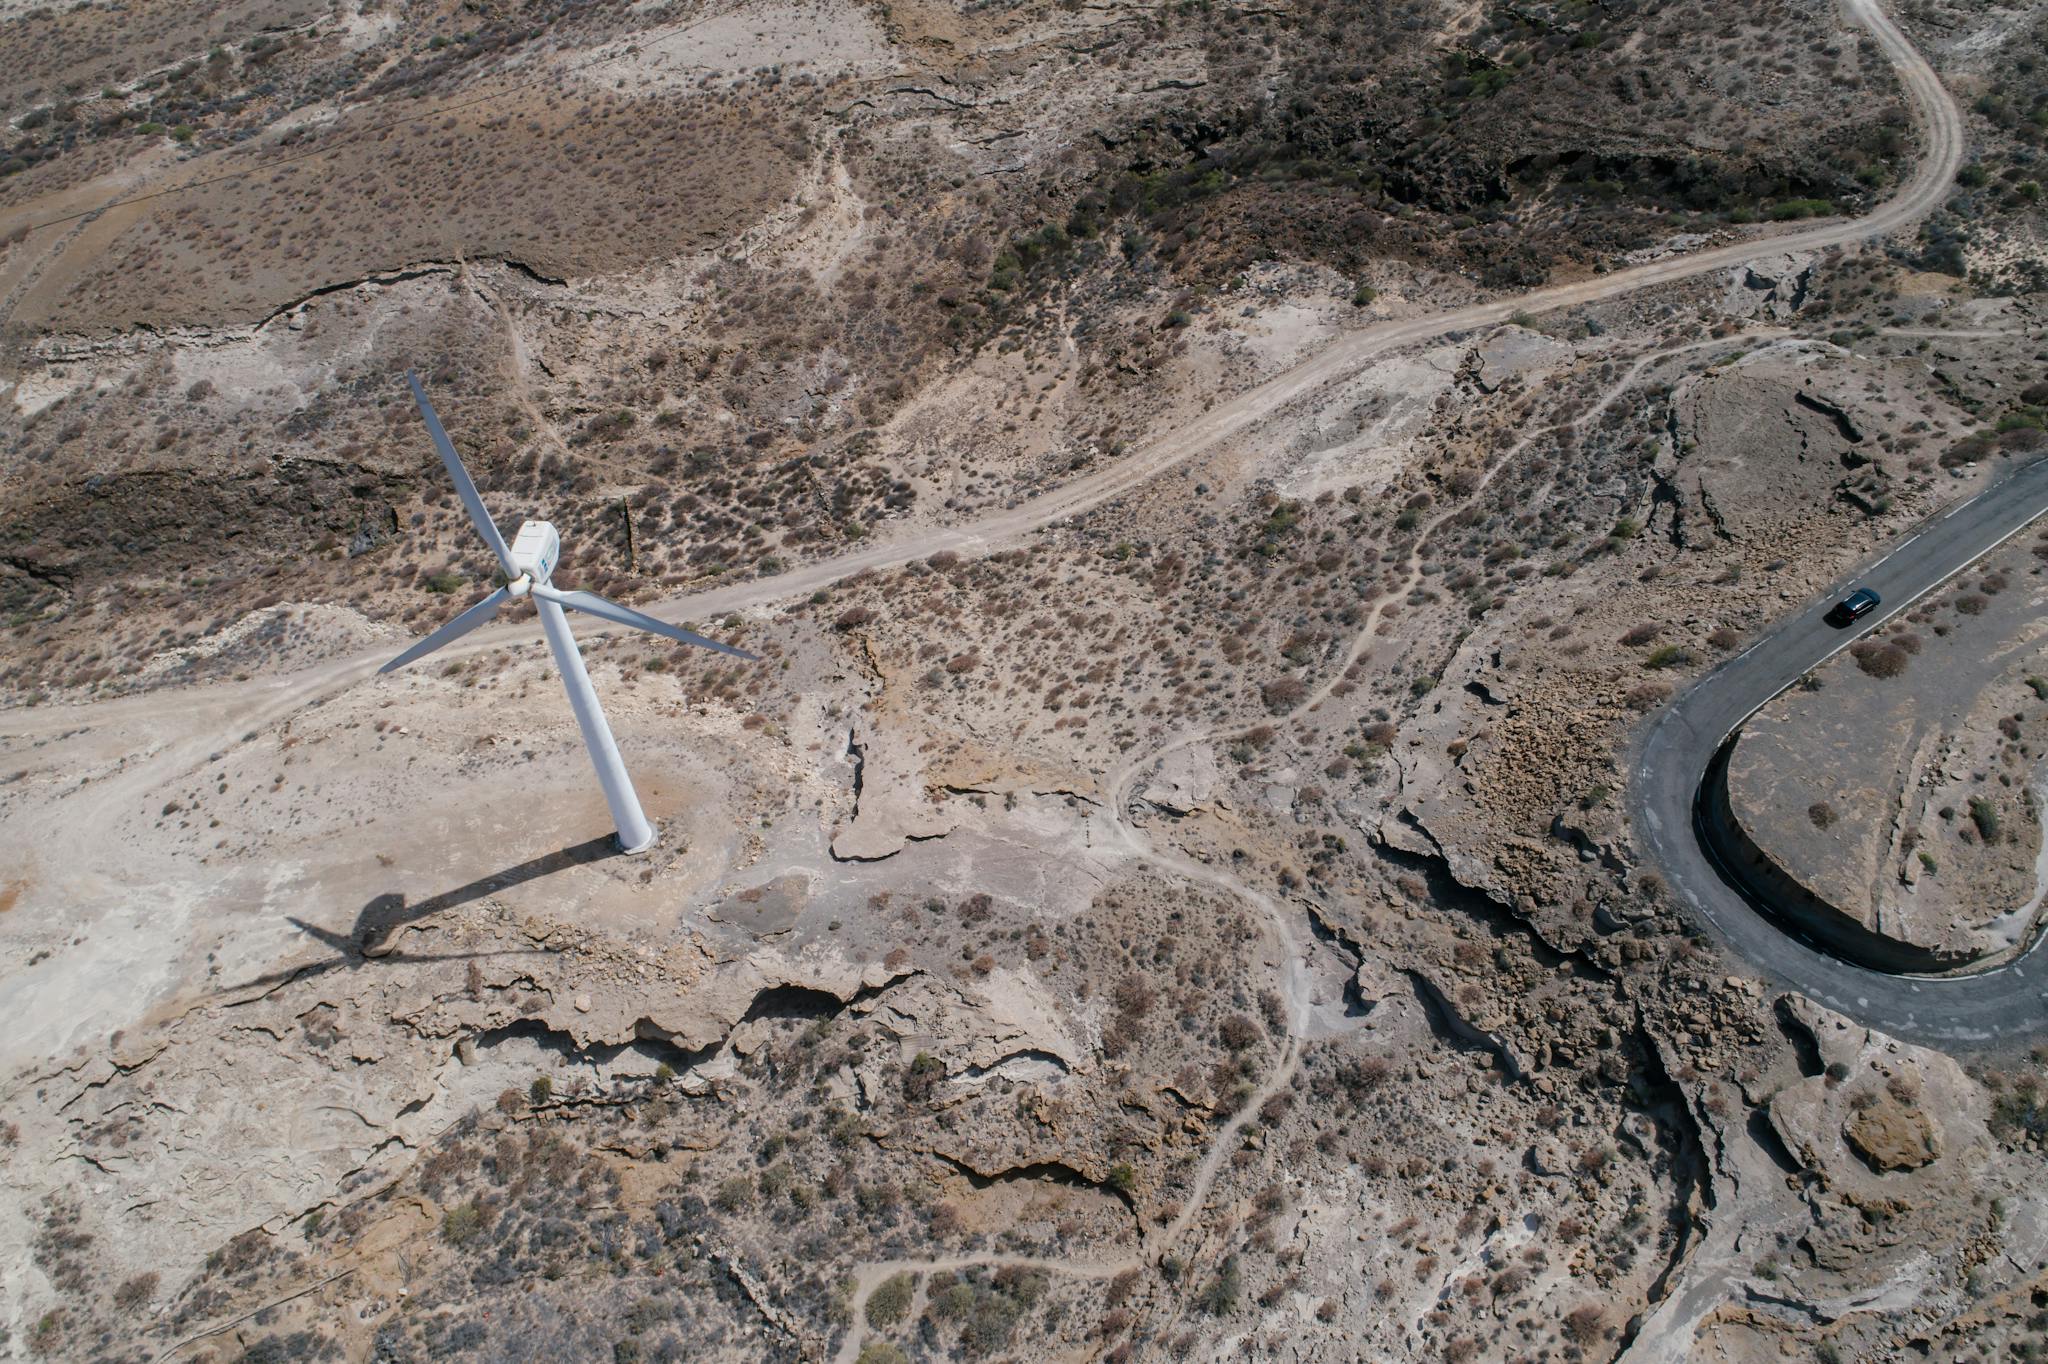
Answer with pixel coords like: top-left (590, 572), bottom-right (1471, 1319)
top-left (1624, 681), bottom-right (1671, 711)
top-left (1852, 640), bottom-right (1909, 678)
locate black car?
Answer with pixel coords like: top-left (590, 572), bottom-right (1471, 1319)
top-left (1825, 587), bottom-right (1881, 627)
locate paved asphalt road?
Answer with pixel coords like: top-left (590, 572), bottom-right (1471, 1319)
top-left (1631, 456), bottom-right (2048, 1049)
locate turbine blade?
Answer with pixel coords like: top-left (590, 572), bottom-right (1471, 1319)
top-left (378, 587), bottom-right (509, 673)
top-left (407, 369), bottom-right (516, 576)
top-left (534, 585), bottom-right (758, 660)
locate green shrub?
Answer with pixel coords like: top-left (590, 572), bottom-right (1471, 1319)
top-left (1200, 1256), bottom-right (1243, 1314)
top-left (866, 1273), bottom-right (915, 1327)
top-left (442, 1201), bottom-right (484, 1246)
top-left (857, 1346), bottom-right (910, 1364)
top-left (713, 1176), bottom-right (754, 1213)
top-left (1992, 1074), bottom-right (2048, 1142)
top-left (903, 1051), bottom-right (945, 1103)
top-left (1770, 198), bottom-right (1833, 220)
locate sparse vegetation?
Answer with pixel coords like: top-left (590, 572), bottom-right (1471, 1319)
top-left (1970, 797), bottom-right (2001, 844)
top-left (0, 7), bottom-right (2026, 1364)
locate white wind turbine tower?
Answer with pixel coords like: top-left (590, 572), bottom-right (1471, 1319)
top-left (381, 370), bottom-right (754, 854)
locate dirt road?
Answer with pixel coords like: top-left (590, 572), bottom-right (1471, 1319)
top-left (2, 0), bottom-right (1959, 745)
top-left (0, 3), bottom-right (1972, 1357)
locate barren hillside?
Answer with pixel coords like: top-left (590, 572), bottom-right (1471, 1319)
top-left (2, 0), bottom-right (2047, 1362)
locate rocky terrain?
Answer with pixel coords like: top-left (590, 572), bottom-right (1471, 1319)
top-left (1, 0), bottom-right (2046, 1362)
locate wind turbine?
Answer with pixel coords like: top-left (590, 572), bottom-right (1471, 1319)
top-left (381, 370), bottom-right (754, 854)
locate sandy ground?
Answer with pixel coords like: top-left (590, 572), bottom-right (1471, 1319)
top-left (2, 2), bottom-right (2032, 1358)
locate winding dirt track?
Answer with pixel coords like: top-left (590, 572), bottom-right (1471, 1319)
top-left (0, 0), bottom-right (1959, 749)
top-left (1, 1), bottom-right (1967, 1356)
top-left (826, 329), bottom-right (1808, 1361)
top-left (826, 3), bottom-right (1965, 1353)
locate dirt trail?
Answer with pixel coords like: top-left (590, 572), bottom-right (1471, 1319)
top-left (831, 234), bottom-right (1955, 1353)
top-left (1104, 329), bottom-right (1779, 821)
top-left (830, 851), bottom-right (1308, 1364)
top-left (827, 329), bottom-right (1795, 1361)
top-left (832, 7), bottom-right (1964, 1310)
top-left (0, 2), bottom-right (1967, 1353)
top-left (1, 1), bottom-right (1959, 747)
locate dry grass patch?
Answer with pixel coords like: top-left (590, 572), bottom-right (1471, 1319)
top-left (43, 87), bottom-right (806, 329)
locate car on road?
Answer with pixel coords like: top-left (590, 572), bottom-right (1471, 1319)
top-left (1825, 587), bottom-right (1881, 627)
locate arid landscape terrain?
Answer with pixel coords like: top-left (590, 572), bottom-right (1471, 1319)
top-left (2, 0), bottom-right (2047, 1360)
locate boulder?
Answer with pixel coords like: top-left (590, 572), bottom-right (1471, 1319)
top-left (1845, 1095), bottom-right (1942, 1173)
top-left (1722, 251), bottom-right (1814, 319)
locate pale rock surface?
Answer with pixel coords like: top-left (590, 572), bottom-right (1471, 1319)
top-left (1721, 251), bottom-right (1815, 319)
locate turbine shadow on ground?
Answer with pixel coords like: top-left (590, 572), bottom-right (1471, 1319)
top-left (217, 836), bottom-right (617, 996)
top-left (340, 833), bottom-right (621, 955)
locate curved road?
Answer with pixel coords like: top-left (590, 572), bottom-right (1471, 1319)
top-left (0, 0), bottom-right (1988, 1044)
top-left (1632, 456), bottom-right (2048, 1047)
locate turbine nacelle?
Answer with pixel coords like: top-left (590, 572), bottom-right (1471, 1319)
top-left (508, 519), bottom-right (560, 587)
top-left (380, 370), bottom-right (756, 854)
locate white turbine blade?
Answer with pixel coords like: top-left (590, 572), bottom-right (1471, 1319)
top-left (378, 587), bottom-right (509, 673)
top-left (407, 369), bottom-right (516, 576)
top-left (533, 585), bottom-right (758, 660)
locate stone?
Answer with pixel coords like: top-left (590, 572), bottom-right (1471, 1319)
top-left (1721, 251), bottom-right (1814, 319)
top-left (1844, 1096), bottom-right (1941, 1173)
top-left (1473, 324), bottom-right (1574, 393)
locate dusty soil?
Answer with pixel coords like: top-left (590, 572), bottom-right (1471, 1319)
top-left (1, 0), bottom-right (2046, 1362)
top-left (23, 87), bottom-right (807, 332)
